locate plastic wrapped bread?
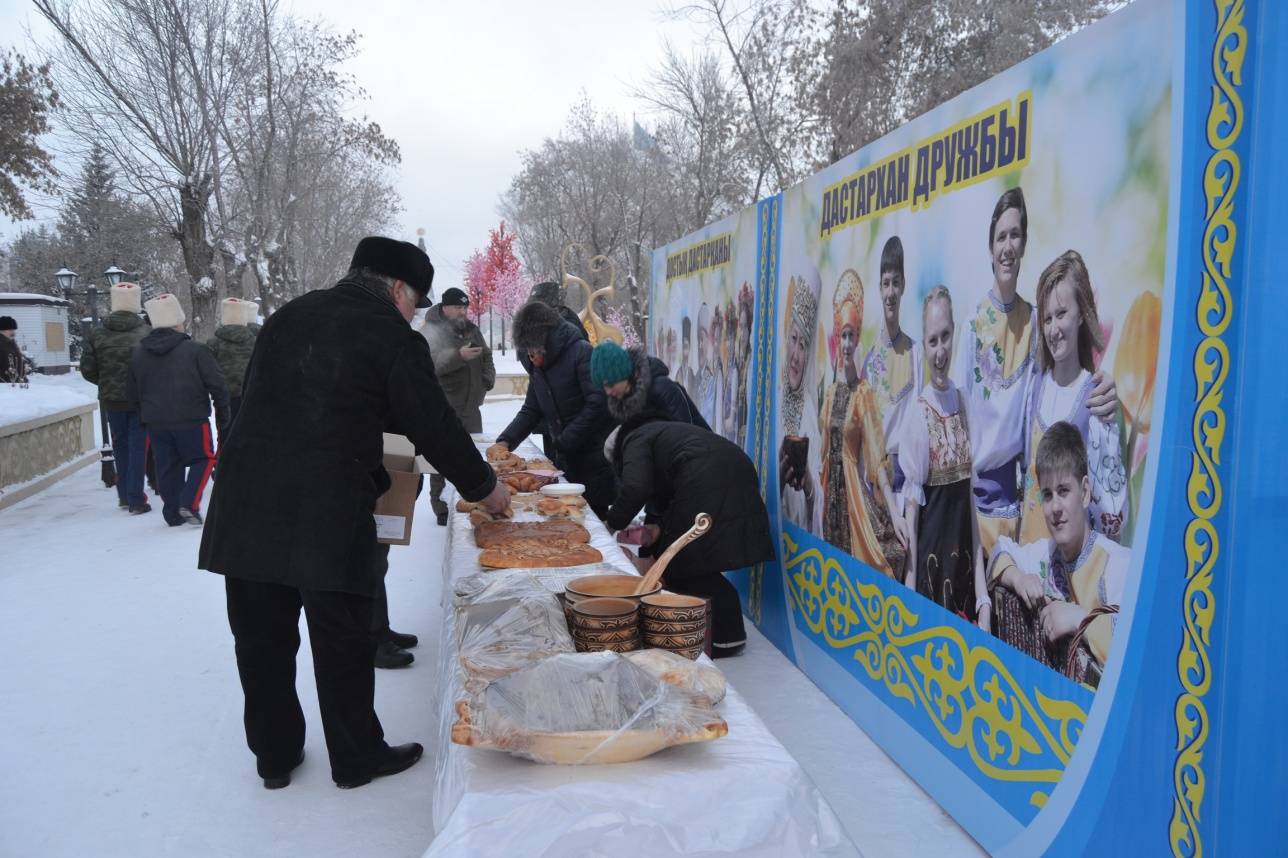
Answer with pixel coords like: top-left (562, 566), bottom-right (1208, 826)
top-left (625, 649), bottom-right (728, 705)
top-left (458, 596), bottom-right (574, 688)
top-left (451, 652), bottom-right (728, 765)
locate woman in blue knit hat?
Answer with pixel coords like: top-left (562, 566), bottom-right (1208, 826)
top-left (591, 340), bottom-right (710, 429)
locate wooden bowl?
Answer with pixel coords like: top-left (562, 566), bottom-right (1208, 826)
top-left (566, 575), bottom-right (661, 601)
top-left (640, 593), bottom-right (708, 624)
top-left (573, 627), bottom-right (642, 645)
top-left (644, 629), bottom-right (706, 651)
top-left (642, 617), bottom-right (707, 637)
top-left (573, 636), bottom-right (642, 653)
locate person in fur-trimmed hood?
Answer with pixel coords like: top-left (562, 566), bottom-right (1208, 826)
top-left (493, 300), bottom-right (616, 515)
top-left (590, 340), bottom-right (709, 429)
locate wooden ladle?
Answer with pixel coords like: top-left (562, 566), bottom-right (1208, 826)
top-left (633, 513), bottom-right (713, 595)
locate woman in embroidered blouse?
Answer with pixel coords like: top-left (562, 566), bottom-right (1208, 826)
top-left (818, 269), bottom-right (908, 577)
top-left (1018, 250), bottom-right (1128, 545)
top-left (953, 186), bottom-right (1118, 557)
top-left (902, 287), bottom-right (989, 628)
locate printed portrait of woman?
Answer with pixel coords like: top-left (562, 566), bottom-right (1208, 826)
top-left (954, 187), bottom-right (1120, 558)
top-left (734, 284), bottom-right (755, 449)
top-left (818, 270), bottom-right (908, 578)
top-left (778, 269), bottom-right (823, 535)
top-left (721, 297), bottom-right (738, 440)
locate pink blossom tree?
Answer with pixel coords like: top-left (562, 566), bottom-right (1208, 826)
top-left (490, 265), bottom-right (530, 353)
top-left (463, 251), bottom-right (491, 327)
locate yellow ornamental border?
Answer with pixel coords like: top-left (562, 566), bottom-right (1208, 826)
top-left (1170, 2), bottom-right (1244, 855)
top-left (784, 531), bottom-right (1088, 809)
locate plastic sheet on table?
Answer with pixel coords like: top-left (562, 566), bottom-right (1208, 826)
top-left (624, 648), bottom-right (728, 706)
top-left (451, 651), bottom-right (728, 766)
top-left (457, 596), bottom-right (573, 690)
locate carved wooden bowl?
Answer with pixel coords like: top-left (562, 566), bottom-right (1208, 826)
top-left (566, 575), bottom-right (661, 602)
top-left (570, 597), bottom-right (640, 632)
top-left (640, 593), bottom-right (708, 624)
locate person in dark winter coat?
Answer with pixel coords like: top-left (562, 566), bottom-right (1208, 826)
top-left (82, 283), bottom-right (152, 512)
top-left (205, 297), bottom-right (260, 426)
top-left (0, 315), bottom-right (27, 384)
top-left (530, 280), bottom-right (587, 340)
top-left (420, 287), bottom-right (494, 524)
top-left (126, 293), bottom-right (229, 527)
top-left (604, 414), bottom-right (774, 656)
top-left (528, 280), bottom-right (587, 458)
top-left (590, 340), bottom-right (709, 428)
top-left (494, 301), bottom-right (616, 516)
top-left (199, 236), bottom-right (509, 791)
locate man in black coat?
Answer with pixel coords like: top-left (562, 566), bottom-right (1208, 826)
top-left (604, 414), bottom-right (774, 657)
top-left (0, 315), bottom-right (28, 383)
top-left (126, 293), bottom-right (229, 527)
top-left (527, 281), bottom-right (587, 459)
top-left (493, 301), bottom-right (616, 516)
top-left (199, 236), bottom-right (509, 791)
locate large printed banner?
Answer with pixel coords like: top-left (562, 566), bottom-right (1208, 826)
top-left (654, 0), bottom-right (1287, 853)
top-left (649, 207), bottom-right (762, 452)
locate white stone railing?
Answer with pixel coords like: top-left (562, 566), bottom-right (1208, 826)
top-left (0, 402), bottom-right (98, 510)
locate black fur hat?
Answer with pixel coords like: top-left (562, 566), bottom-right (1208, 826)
top-left (0, 315), bottom-right (15, 331)
top-left (530, 281), bottom-right (562, 307)
top-left (512, 301), bottom-right (562, 351)
top-left (350, 236), bottom-right (434, 308)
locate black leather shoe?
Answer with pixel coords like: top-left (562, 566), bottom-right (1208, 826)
top-left (711, 642), bottom-right (746, 659)
top-left (386, 629), bottom-right (419, 650)
top-left (334, 742), bottom-right (424, 789)
top-left (179, 507), bottom-right (203, 526)
top-left (262, 750), bottom-right (305, 790)
top-left (129, 502), bottom-right (152, 515)
top-left (435, 512), bottom-right (447, 527)
top-left (374, 639), bottom-right (413, 669)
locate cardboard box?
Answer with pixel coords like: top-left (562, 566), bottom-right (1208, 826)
top-left (374, 434), bottom-right (427, 545)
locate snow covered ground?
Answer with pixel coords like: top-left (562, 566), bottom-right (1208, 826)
top-left (0, 393), bottom-right (981, 857)
top-left (0, 373), bottom-right (97, 425)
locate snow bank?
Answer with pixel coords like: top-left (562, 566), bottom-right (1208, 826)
top-left (0, 375), bottom-right (96, 427)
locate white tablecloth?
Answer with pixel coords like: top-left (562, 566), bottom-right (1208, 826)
top-left (425, 441), bottom-right (858, 857)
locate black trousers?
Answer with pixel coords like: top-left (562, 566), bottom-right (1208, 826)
top-left (225, 577), bottom-right (387, 782)
top-left (371, 543), bottom-right (390, 636)
top-left (662, 570), bottom-right (747, 650)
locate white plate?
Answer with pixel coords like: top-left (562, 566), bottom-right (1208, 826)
top-left (540, 483), bottom-right (585, 497)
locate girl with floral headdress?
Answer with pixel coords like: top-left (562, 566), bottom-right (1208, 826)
top-left (818, 269), bottom-right (908, 577)
top-left (778, 270), bottom-right (823, 535)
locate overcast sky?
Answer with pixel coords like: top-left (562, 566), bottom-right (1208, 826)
top-left (0, 0), bottom-right (702, 286)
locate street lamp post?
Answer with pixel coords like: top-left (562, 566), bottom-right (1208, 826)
top-left (58, 266), bottom-right (116, 489)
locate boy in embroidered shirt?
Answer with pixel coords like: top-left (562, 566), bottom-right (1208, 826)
top-left (861, 236), bottom-right (923, 513)
top-left (990, 421), bottom-right (1129, 669)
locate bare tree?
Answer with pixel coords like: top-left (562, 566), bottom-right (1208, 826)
top-left (35, 0), bottom-right (259, 336)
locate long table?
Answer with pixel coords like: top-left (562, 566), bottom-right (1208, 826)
top-left (424, 441), bottom-right (859, 857)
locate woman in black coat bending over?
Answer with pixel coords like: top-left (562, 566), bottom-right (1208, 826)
top-left (604, 413), bottom-right (774, 656)
top-left (494, 301), bottom-right (617, 516)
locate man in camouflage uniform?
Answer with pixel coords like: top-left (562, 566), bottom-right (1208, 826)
top-left (82, 283), bottom-right (152, 513)
top-left (206, 297), bottom-right (261, 428)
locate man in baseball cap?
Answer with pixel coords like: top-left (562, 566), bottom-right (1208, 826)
top-left (199, 235), bottom-right (509, 790)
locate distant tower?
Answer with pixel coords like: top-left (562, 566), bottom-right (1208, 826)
top-left (416, 228), bottom-right (433, 303)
